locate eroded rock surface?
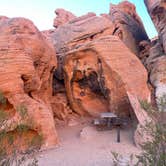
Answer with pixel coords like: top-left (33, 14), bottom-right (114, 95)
top-left (0, 17), bottom-right (58, 149)
top-left (141, 0), bottom-right (166, 108)
top-left (64, 36), bottom-right (151, 118)
top-left (144, 0), bottom-right (166, 53)
top-left (53, 8), bottom-right (76, 28)
top-left (109, 1), bottom-right (149, 56)
top-left (44, 13), bottom-right (115, 96)
top-left (150, 56), bottom-right (166, 101)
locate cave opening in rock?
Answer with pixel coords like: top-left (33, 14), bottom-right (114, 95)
top-left (52, 70), bottom-right (66, 95)
top-left (74, 70), bottom-right (110, 100)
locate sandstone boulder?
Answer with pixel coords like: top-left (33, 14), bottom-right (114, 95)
top-left (53, 8), bottom-right (76, 28)
top-left (0, 17), bottom-right (58, 149)
top-left (109, 1), bottom-right (149, 56)
top-left (44, 13), bottom-right (115, 82)
top-left (63, 36), bottom-right (151, 145)
top-left (63, 36), bottom-right (151, 118)
top-left (80, 126), bottom-right (98, 140)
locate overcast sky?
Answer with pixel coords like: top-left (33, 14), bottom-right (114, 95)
top-left (0, 0), bottom-right (157, 38)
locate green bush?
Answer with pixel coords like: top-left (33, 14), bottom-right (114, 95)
top-left (16, 124), bottom-right (30, 134)
top-left (136, 95), bottom-right (166, 166)
top-left (111, 95), bottom-right (166, 166)
top-left (30, 134), bottom-right (43, 148)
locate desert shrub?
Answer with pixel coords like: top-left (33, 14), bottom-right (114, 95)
top-left (136, 95), bottom-right (166, 166)
top-left (111, 152), bottom-right (134, 166)
top-left (0, 109), bottom-right (7, 127)
top-left (111, 95), bottom-right (166, 166)
top-left (30, 134), bottom-right (43, 148)
top-left (0, 149), bottom-right (39, 166)
top-left (16, 104), bottom-right (28, 119)
top-left (0, 93), bottom-right (41, 166)
top-left (0, 91), bottom-right (6, 105)
top-left (0, 92), bottom-right (7, 128)
top-left (16, 124), bottom-right (31, 134)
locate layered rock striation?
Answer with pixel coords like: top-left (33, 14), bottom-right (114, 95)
top-left (0, 17), bottom-right (58, 149)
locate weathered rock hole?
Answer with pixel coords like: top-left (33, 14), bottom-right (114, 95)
top-left (33, 60), bottom-right (40, 69)
top-left (76, 71), bottom-right (109, 99)
top-left (21, 74), bottom-right (39, 98)
top-left (52, 72), bottom-right (65, 95)
top-left (21, 74), bottom-right (32, 95)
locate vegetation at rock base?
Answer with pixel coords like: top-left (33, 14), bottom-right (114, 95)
top-left (0, 91), bottom-right (7, 105)
top-left (0, 91), bottom-right (42, 166)
top-left (16, 104), bottom-right (28, 120)
top-left (111, 94), bottom-right (166, 166)
top-left (136, 95), bottom-right (166, 166)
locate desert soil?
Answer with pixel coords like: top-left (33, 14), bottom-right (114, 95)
top-left (37, 117), bottom-right (140, 166)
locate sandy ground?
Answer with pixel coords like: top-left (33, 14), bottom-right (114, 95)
top-left (37, 118), bottom-right (140, 166)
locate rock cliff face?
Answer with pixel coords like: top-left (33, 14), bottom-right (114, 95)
top-left (144, 0), bottom-right (166, 53)
top-left (109, 1), bottom-right (149, 56)
top-left (0, 17), bottom-right (58, 149)
top-left (143, 0), bottom-right (166, 107)
top-left (64, 36), bottom-right (150, 118)
top-left (0, 0), bottom-right (165, 150)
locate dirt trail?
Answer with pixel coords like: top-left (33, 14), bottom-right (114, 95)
top-left (38, 118), bottom-right (140, 166)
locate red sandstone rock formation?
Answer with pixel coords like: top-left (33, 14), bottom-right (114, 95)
top-left (141, 1), bottom-right (166, 108)
top-left (144, 0), bottom-right (166, 53)
top-left (109, 1), bottom-right (149, 56)
top-left (43, 13), bottom-right (115, 122)
top-left (45, 13), bottom-right (115, 81)
top-left (42, 9), bottom-right (152, 146)
top-left (139, 38), bottom-right (166, 112)
top-left (53, 8), bottom-right (76, 28)
top-left (63, 36), bottom-right (151, 118)
top-left (0, 17), bottom-right (58, 149)
top-left (150, 56), bottom-right (166, 100)
top-left (44, 8), bottom-right (152, 127)
top-left (63, 36), bottom-right (151, 145)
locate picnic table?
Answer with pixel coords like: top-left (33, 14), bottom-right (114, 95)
top-left (93, 112), bottom-right (127, 143)
top-left (100, 112), bottom-right (117, 128)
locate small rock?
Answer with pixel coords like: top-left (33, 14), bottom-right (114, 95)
top-left (80, 126), bottom-right (98, 140)
top-left (67, 118), bottom-right (79, 127)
